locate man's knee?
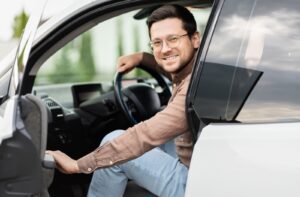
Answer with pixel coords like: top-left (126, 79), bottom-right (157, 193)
top-left (100, 129), bottom-right (125, 146)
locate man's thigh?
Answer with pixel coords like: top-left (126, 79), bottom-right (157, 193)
top-left (119, 147), bottom-right (188, 197)
top-left (99, 129), bottom-right (188, 197)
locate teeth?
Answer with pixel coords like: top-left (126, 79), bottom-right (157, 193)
top-left (163, 55), bottom-right (177, 60)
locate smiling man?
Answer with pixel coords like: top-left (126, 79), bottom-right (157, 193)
top-left (48, 4), bottom-right (200, 197)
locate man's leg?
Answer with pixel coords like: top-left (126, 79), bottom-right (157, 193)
top-left (160, 138), bottom-right (177, 158)
top-left (88, 130), bottom-right (128, 197)
top-left (88, 130), bottom-right (188, 197)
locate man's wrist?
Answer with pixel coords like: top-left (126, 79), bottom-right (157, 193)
top-left (76, 152), bottom-right (97, 174)
top-left (75, 160), bottom-right (81, 173)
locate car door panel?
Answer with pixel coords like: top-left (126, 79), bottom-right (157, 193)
top-left (186, 123), bottom-right (300, 197)
top-left (0, 96), bottom-right (42, 196)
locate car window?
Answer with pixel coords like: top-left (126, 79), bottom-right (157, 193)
top-left (33, 7), bottom-right (211, 107)
top-left (192, 0), bottom-right (300, 123)
top-left (33, 10), bottom-right (150, 106)
top-left (35, 11), bottom-right (150, 83)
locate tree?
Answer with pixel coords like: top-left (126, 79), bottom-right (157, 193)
top-left (116, 17), bottom-right (124, 60)
top-left (78, 32), bottom-right (96, 82)
top-left (132, 24), bottom-right (149, 78)
top-left (12, 9), bottom-right (29, 39)
top-left (45, 32), bottom-right (96, 84)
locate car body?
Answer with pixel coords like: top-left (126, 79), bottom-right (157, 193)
top-left (1, 0), bottom-right (300, 196)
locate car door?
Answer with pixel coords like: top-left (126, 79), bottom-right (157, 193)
top-left (0, 1), bottom-right (48, 196)
top-left (186, 0), bottom-right (300, 196)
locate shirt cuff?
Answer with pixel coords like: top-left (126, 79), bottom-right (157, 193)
top-left (77, 151), bottom-right (97, 174)
top-left (76, 142), bottom-right (117, 174)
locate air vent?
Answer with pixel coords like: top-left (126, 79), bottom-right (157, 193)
top-left (45, 99), bottom-right (59, 108)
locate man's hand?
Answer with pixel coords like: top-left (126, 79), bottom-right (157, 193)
top-left (46, 150), bottom-right (80, 174)
top-left (116, 52), bottom-right (143, 73)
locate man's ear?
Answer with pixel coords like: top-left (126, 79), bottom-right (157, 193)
top-left (191, 31), bottom-right (201, 49)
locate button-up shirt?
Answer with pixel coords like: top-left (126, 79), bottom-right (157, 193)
top-left (77, 58), bottom-right (195, 174)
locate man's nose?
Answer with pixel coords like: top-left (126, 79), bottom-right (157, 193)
top-left (161, 40), bottom-right (172, 53)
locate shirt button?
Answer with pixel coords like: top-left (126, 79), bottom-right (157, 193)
top-left (109, 160), bottom-right (113, 165)
top-left (87, 167), bottom-right (92, 172)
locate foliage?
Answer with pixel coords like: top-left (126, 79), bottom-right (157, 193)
top-left (132, 24), bottom-right (145, 77)
top-left (12, 9), bottom-right (29, 39)
top-left (116, 18), bottom-right (124, 60)
top-left (78, 32), bottom-right (96, 81)
top-left (46, 32), bottom-right (96, 84)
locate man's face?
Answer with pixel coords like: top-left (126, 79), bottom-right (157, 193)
top-left (150, 18), bottom-right (200, 74)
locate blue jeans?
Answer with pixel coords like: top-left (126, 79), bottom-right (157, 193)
top-left (87, 130), bottom-right (188, 197)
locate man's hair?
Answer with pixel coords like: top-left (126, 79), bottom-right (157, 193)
top-left (146, 4), bottom-right (197, 37)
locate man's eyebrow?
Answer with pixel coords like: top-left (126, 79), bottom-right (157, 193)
top-left (150, 35), bottom-right (163, 40)
top-left (151, 33), bottom-right (182, 40)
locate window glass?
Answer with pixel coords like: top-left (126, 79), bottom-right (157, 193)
top-left (194, 0), bottom-right (300, 123)
top-left (35, 11), bottom-right (150, 85)
top-left (35, 8), bottom-right (210, 85)
top-left (33, 7), bottom-right (211, 106)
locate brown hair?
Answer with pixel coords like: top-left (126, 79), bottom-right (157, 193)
top-left (147, 4), bottom-right (197, 37)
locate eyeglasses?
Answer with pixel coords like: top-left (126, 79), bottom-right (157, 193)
top-left (149, 33), bottom-right (189, 51)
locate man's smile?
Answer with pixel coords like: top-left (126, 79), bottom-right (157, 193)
top-left (162, 55), bottom-right (179, 61)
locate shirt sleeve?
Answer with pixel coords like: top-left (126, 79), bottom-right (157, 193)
top-left (77, 77), bottom-right (190, 174)
top-left (140, 52), bottom-right (172, 80)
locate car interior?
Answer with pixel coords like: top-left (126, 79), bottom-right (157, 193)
top-left (15, 1), bottom-right (213, 196)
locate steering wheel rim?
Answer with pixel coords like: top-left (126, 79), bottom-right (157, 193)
top-left (114, 65), bottom-right (171, 126)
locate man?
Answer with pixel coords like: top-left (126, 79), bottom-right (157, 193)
top-left (48, 4), bottom-right (201, 197)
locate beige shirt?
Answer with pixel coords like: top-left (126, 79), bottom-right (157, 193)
top-left (77, 60), bottom-right (194, 174)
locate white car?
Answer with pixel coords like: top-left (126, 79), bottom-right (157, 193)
top-left (1, 0), bottom-right (300, 196)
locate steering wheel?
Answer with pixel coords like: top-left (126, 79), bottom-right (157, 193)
top-left (114, 65), bottom-right (172, 126)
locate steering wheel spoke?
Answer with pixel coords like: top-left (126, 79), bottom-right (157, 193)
top-left (114, 65), bottom-right (171, 126)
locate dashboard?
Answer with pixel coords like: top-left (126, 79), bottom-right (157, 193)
top-left (35, 81), bottom-right (145, 156)
top-left (71, 84), bottom-right (103, 107)
top-left (33, 76), bottom-right (170, 158)
top-left (36, 83), bottom-right (125, 157)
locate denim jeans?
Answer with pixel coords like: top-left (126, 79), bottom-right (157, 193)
top-left (87, 130), bottom-right (188, 197)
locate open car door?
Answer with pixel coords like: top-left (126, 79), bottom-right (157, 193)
top-left (185, 0), bottom-right (300, 196)
top-left (0, 1), bottom-right (53, 196)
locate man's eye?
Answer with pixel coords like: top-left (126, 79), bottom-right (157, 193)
top-left (153, 41), bottom-right (162, 46)
top-left (168, 36), bottom-right (179, 43)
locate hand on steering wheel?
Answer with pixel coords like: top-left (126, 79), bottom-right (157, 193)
top-left (117, 53), bottom-right (143, 73)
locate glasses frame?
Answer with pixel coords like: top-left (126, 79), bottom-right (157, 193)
top-left (149, 33), bottom-right (189, 51)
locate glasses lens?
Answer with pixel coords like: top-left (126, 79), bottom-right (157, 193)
top-left (149, 34), bottom-right (187, 51)
top-left (166, 35), bottom-right (180, 48)
top-left (150, 40), bottom-right (162, 51)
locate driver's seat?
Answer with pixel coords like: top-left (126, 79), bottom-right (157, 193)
top-left (20, 94), bottom-right (54, 197)
top-left (124, 181), bottom-right (157, 197)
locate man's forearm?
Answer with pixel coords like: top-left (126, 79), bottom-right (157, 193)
top-left (141, 52), bottom-right (171, 80)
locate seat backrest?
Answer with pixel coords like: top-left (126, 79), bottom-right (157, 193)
top-left (20, 94), bottom-right (54, 197)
